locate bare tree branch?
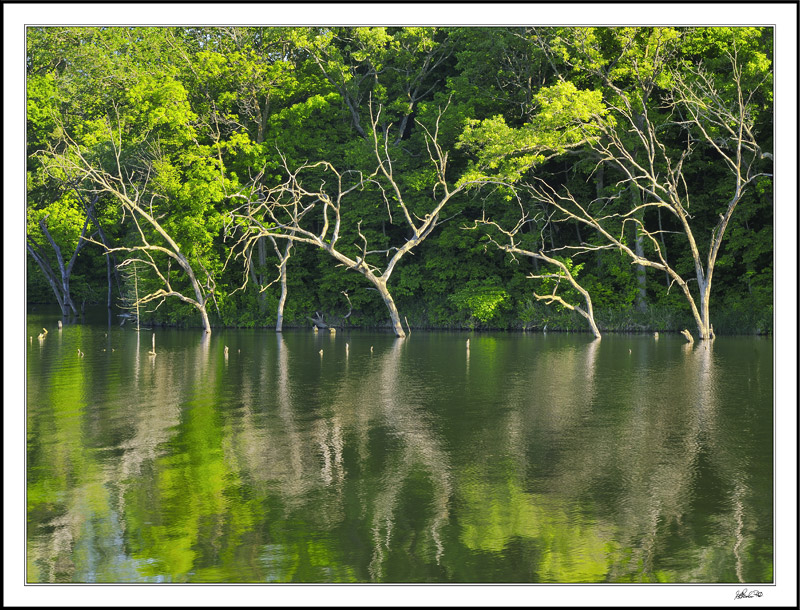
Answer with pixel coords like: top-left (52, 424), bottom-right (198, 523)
top-left (44, 109), bottom-right (216, 333)
top-left (227, 100), bottom-right (502, 337)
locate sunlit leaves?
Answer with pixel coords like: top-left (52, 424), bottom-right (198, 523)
top-left (123, 77), bottom-right (197, 145)
top-left (449, 280), bottom-right (510, 325)
top-left (457, 83), bottom-right (606, 184)
top-left (26, 194), bottom-right (86, 252)
top-left (25, 26), bottom-right (772, 333)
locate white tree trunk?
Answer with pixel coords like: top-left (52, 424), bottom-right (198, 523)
top-left (276, 270), bottom-right (288, 333)
top-left (198, 304), bottom-right (211, 334)
top-left (375, 281), bottom-right (406, 338)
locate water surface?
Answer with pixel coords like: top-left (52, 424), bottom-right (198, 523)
top-left (26, 309), bottom-right (773, 583)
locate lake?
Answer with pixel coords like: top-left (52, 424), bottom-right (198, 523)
top-left (25, 308), bottom-right (773, 583)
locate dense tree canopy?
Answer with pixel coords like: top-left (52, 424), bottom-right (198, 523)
top-left (26, 26), bottom-right (773, 336)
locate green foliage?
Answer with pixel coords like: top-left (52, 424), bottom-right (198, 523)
top-left (26, 26), bottom-right (773, 334)
top-left (457, 82), bottom-right (606, 184)
top-left (579, 252), bottom-right (640, 310)
top-left (449, 281), bottom-right (510, 327)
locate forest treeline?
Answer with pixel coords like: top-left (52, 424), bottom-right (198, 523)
top-left (26, 26), bottom-right (773, 337)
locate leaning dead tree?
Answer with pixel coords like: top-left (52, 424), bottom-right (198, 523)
top-left (524, 47), bottom-right (771, 340)
top-left (94, 207), bottom-right (217, 334)
top-left (45, 118), bottom-right (217, 334)
top-left (473, 201), bottom-right (602, 339)
top-left (229, 101), bottom-right (494, 337)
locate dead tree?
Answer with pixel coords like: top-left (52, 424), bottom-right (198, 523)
top-left (46, 118), bottom-right (216, 334)
top-left (89, 210), bottom-right (216, 334)
top-left (229, 100), bottom-right (495, 338)
top-left (473, 205), bottom-right (601, 339)
top-left (523, 47), bottom-right (771, 340)
top-left (244, 233), bottom-right (294, 332)
top-left (271, 236), bottom-right (294, 332)
top-left (308, 291), bottom-right (353, 330)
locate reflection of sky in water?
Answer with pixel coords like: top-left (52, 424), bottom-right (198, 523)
top-left (26, 317), bottom-right (773, 583)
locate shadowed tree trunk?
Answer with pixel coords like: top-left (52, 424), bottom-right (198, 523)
top-left (26, 201), bottom-right (94, 317)
top-left (631, 186), bottom-right (648, 313)
top-left (74, 189), bottom-right (122, 309)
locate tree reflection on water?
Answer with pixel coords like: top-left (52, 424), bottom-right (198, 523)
top-left (26, 326), bottom-right (773, 583)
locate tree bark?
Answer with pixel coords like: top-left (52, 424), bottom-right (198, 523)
top-left (256, 236), bottom-right (268, 310)
top-left (631, 187), bottom-right (647, 313)
top-left (575, 304), bottom-right (602, 339)
top-left (26, 241), bottom-right (67, 314)
top-left (275, 239), bottom-right (292, 332)
top-left (180, 253), bottom-right (212, 335)
top-left (257, 235), bottom-right (266, 273)
top-left (32, 212), bottom-right (92, 316)
top-left (38, 218), bottom-right (79, 315)
top-left (198, 305), bottom-right (212, 335)
top-left (256, 93), bottom-right (270, 145)
top-left (697, 280), bottom-right (712, 340)
top-left (657, 207), bottom-right (671, 287)
top-left (375, 280), bottom-right (406, 338)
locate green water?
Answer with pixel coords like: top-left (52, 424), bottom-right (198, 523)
top-left (25, 309), bottom-right (773, 583)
